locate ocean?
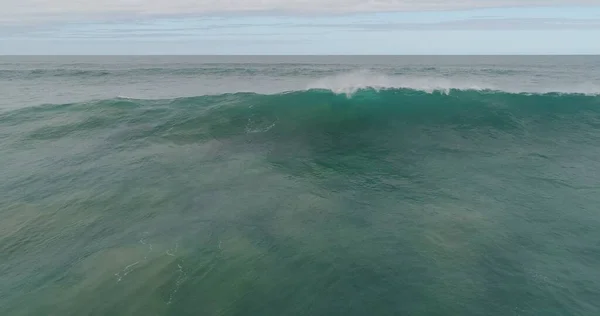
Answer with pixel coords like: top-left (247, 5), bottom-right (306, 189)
top-left (1, 56), bottom-right (600, 316)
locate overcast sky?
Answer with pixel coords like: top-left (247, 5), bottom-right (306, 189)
top-left (1, 1), bottom-right (599, 54)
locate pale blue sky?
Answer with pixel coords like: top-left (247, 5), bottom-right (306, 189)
top-left (1, 4), bottom-right (599, 54)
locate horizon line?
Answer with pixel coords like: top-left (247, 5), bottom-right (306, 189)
top-left (2, 54), bottom-right (600, 56)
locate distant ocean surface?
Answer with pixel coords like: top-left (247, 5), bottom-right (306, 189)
top-left (1, 56), bottom-right (600, 316)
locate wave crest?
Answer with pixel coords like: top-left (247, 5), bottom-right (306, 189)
top-left (305, 69), bottom-right (600, 97)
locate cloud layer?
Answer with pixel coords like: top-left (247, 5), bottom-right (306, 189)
top-left (2, 0), bottom-right (600, 23)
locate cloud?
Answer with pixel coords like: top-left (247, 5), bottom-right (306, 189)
top-left (312, 18), bottom-right (600, 31)
top-left (10, 17), bottom-right (600, 41)
top-left (2, 0), bottom-right (600, 24)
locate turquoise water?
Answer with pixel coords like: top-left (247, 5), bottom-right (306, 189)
top-left (1, 56), bottom-right (600, 315)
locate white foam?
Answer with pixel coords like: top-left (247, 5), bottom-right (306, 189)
top-left (306, 69), bottom-right (496, 96)
top-left (304, 69), bottom-right (600, 97)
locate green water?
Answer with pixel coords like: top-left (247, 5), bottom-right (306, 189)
top-left (2, 57), bottom-right (600, 315)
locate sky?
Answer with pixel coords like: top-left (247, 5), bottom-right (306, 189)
top-left (1, 1), bottom-right (600, 54)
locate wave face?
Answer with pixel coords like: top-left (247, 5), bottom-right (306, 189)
top-left (4, 88), bottom-right (600, 145)
top-left (2, 57), bottom-right (600, 316)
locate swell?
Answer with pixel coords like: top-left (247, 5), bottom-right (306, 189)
top-left (2, 67), bottom-right (599, 96)
top-left (2, 88), bottom-right (599, 148)
top-left (0, 66), bottom-right (524, 78)
top-left (16, 87), bottom-right (600, 111)
top-left (0, 67), bottom-right (339, 79)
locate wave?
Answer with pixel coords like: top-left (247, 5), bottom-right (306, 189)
top-left (0, 66), bottom-right (338, 79)
top-left (1, 86), bottom-right (599, 167)
top-left (2, 66), bottom-right (599, 95)
top-left (17, 87), bottom-right (600, 113)
top-left (4, 87), bottom-right (598, 140)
